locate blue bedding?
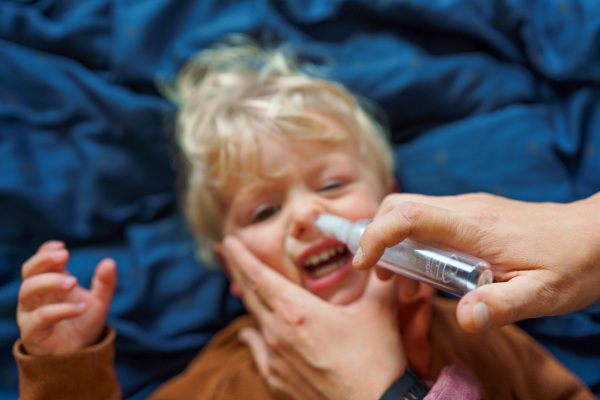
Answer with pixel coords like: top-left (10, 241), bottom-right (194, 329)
top-left (1, 1), bottom-right (599, 398)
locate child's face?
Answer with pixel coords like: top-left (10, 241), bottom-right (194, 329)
top-left (221, 114), bottom-right (387, 305)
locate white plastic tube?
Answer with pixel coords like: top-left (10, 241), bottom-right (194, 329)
top-left (315, 213), bottom-right (493, 297)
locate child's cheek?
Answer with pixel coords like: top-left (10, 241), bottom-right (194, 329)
top-left (237, 229), bottom-right (286, 274)
top-left (337, 193), bottom-right (381, 221)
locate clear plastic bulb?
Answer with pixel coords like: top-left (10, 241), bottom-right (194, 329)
top-left (314, 213), bottom-right (493, 297)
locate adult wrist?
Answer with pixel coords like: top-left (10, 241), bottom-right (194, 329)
top-left (379, 367), bottom-right (429, 400)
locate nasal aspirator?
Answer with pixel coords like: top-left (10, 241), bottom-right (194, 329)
top-left (314, 214), bottom-right (493, 297)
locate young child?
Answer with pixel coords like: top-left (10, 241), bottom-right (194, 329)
top-left (15, 36), bottom-right (594, 400)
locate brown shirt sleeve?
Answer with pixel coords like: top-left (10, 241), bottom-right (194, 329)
top-left (14, 326), bottom-right (121, 400)
top-left (13, 317), bottom-right (273, 400)
top-left (428, 297), bottom-right (596, 400)
top-left (15, 304), bottom-right (594, 400)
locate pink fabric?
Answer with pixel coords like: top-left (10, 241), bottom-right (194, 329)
top-left (426, 365), bottom-right (481, 400)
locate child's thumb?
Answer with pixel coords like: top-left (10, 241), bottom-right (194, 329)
top-left (91, 258), bottom-right (118, 306)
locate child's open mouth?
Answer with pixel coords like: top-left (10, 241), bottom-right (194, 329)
top-left (303, 245), bottom-right (349, 278)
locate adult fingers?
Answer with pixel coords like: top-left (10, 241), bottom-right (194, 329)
top-left (456, 275), bottom-right (560, 332)
top-left (90, 259), bottom-right (118, 306)
top-left (224, 236), bottom-right (327, 333)
top-left (223, 236), bottom-right (276, 315)
top-left (22, 248), bottom-right (69, 280)
top-left (376, 193), bottom-right (451, 215)
top-left (238, 326), bottom-right (270, 378)
top-left (239, 327), bottom-right (307, 400)
top-left (18, 273), bottom-right (78, 312)
top-left (375, 192), bottom-right (491, 216)
top-left (224, 236), bottom-right (310, 319)
top-left (353, 201), bottom-right (478, 271)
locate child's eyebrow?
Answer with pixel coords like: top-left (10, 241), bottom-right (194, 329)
top-left (233, 177), bottom-right (280, 200)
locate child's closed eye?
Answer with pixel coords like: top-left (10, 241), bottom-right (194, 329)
top-left (251, 205), bottom-right (280, 224)
top-left (319, 180), bottom-right (349, 192)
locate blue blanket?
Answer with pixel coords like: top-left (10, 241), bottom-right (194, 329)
top-left (2, 1), bottom-right (599, 398)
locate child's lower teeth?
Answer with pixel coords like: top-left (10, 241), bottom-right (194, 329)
top-left (310, 258), bottom-right (345, 278)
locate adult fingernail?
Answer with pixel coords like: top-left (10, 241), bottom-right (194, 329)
top-left (352, 247), bottom-right (364, 267)
top-left (472, 302), bottom-right (490, 331)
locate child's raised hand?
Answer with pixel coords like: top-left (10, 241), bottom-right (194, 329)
top-left (17, 241), bottom-right (117, 356)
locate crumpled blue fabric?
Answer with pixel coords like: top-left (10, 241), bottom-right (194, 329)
top-left (1, 0), bottom-right (599, 398)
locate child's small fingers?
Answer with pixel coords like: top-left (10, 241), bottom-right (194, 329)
top-left (19, 273), bottom-right (78, 312)
top-left (37, 241), bottom-right (65, 252)
top-left (91, 258), bottom-right (117, 305)
top-left (27, 302), bottom-right (87, 331)
top-left (22, 249), bottom-right (69, 279)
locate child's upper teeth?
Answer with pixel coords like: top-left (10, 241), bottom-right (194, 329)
top-left (304, 246), bottom-right (344, 267)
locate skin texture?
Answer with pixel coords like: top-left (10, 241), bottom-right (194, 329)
top-left (16, 113), bottom-right (408, 400)
top-left (352, 191), bottom-right (600, 332)
top-left (220, 134), bottom-right (385, 305)
top-left (17, 241), bottom-right (117, 356)
top-left (218, 114), bottom-right (408, 399)
top-left (225, 237), bottom-right (404, 400)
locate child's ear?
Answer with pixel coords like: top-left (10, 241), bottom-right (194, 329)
top-left (215, 243), bottom-right (243, 298)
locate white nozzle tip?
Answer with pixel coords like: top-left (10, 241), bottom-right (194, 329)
top-left (314, 213), bottom-right (352, 241)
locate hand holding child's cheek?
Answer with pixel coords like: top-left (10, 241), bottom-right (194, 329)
top-left (17, 241), bottom-right (117, 356)
top-left (224, 236), bottom-right (407, 400)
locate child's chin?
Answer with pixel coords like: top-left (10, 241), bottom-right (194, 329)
top-left (320, 284), bottom-right (367, 306)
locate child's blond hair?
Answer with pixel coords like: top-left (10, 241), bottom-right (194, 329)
top-left (173, 35), bottom-right (395, 261)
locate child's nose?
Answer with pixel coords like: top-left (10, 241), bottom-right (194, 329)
top-left (289, 203), bottom-right (325, 238)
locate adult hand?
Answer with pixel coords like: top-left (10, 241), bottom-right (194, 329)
top-left (223, 236), bottom-right (406, 400)
top-left (353, 192), bottom-right (600, 332)
top-left (17, 241), bottom-right (117, 355)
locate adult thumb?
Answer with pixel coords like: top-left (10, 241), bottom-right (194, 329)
top-left (456, 276), bottom-right (549, 332)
